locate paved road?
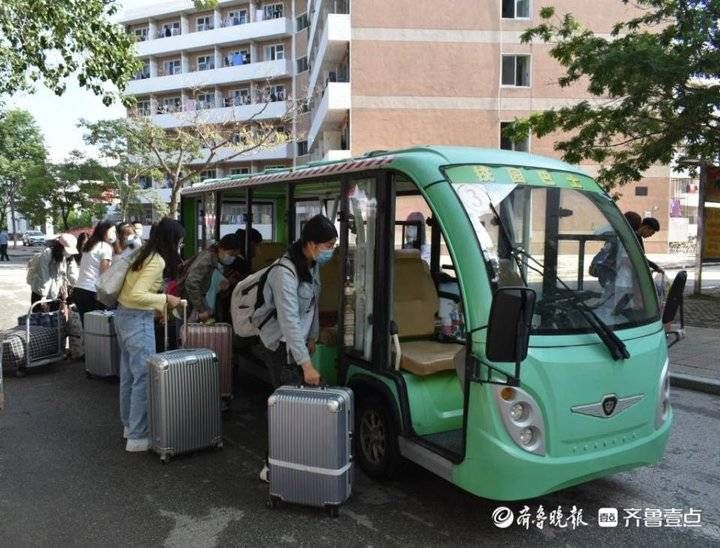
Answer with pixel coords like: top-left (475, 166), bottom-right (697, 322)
top-left (1, 261), bottom-right (719, 547)
top-left (1, 361), bottom-right (719, 547)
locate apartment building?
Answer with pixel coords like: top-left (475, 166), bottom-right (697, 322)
top-left (121, 0), bottom-right (670, 250)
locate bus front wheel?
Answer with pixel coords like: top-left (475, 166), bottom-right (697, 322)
top-left (356, 395), bottom-right (401, 480)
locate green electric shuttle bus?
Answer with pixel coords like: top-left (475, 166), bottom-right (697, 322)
top-left (180, 146), bottom-right (671, 501)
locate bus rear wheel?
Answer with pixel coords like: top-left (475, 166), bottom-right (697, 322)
top-left (356, 395), bottom-right (401, 480)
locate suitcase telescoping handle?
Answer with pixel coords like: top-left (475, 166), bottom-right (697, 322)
top-left (164, 298), bottom-right (188, 351)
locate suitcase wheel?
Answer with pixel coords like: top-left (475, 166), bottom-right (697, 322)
top-left (326, 505), bottom-right (340, 518)
top-left (85, 371), bottom-right (92, 379)
top-left (160, 455), bottom-right (170, 464)
top-left (266, 495), bottom-right (281, 509)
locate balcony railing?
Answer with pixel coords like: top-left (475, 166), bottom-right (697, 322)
top-left (131, 9), bottom-right (286, 43)
top-left (158, 66), bottom-right (182, 76)
top-left (220, 15), bottom-right (249, 27)
top-left (143, 94), bottom-right (288, 117)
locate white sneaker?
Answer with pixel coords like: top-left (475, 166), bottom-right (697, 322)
top-left (123, 426), bottom-right (129, 439)
top-left (259, 464), bottom-right (269, 483)
top-left (126, 438), bottom-right (150, 452)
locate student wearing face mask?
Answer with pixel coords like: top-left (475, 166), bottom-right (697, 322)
top-left (255, 214), bottom-right (338, 482)
top-left (27, 234), bottom-right (79, 312)
top-left (132, 222), bottom-right (144, 242)
top-left (74, 221), bottom-right (116, 322)
top-left (113, 222), bottom-right (139, 258)
top-left (181, 233), bottom-right (242, 322)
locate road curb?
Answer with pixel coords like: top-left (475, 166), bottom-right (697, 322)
top-left (670, 373), bottom-right (720, 396)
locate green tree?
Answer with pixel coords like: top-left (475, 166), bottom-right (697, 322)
top-left (508, 0), bottom-right (720, 191)
top-left (0, 109), bottom-right (47, 244)
top-left (20, 151), bottom-right (110, 230)
top-left (0, 0), bottom-right (141, 104)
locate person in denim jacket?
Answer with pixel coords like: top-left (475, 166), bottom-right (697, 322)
top-left (255, 214), bottom-right (338, 482)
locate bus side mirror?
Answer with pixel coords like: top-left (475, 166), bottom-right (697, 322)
top-left (486, 287), bottom-right (536, 363)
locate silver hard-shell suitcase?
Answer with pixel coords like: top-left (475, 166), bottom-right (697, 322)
top-left (267, 385), bottom-right (353, 516)
top-left (147, 302), bottom-right (223, 463)
top-left (84, 310), bottom-right (120, 378)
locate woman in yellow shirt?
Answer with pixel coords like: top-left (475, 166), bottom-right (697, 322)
top-left (115, 218), bottom-right (184, 452)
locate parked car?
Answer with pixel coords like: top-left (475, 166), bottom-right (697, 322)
top-left (22, 230), bottom-right (46, 246)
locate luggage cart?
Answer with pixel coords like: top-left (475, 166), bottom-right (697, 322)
top-left (0, 299), bottom-right (66, 378)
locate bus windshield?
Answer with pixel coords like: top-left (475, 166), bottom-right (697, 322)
top-left (449, 178), bottom-right (659, 334)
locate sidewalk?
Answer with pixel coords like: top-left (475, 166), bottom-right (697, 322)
top-left (668, 326), bottom-right (720, 382)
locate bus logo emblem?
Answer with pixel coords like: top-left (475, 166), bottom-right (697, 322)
top-left (571, 394), bottom-right (643, 418)
top-left (602, 396), bottom-right (618, 416)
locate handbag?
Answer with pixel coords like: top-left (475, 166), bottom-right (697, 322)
top-left (95, 247), bottom-right (142, 307)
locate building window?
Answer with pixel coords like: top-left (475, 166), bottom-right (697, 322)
top-left (228, 88), bottom-right (251, 106)
top-left (161, 96), bottom-right (182, 113)
top-left (196, 16), bottom-right (214, 32)
top-left (500, 122), bottom-right (529, 152)
top-left (136, 99), bottom-right (151, 116)
top-left (635, 186), bottom-right (649, 196)
top-left (138, 175), bottom-right (152, 189)
top-left (225, 10), bottom-right (248, 26)
top-left (264, 44), bottom-right (285, 61)
top-left (200, 170), bottom-right (217, 181)
top-left (159, 22), bottom-right (180, 38)
top-left (263, 3), bottom-right (284, 20)
top-left (134, 62), bottom-right (150, 80)
top-left (269, 85), bottom-right (286, 101)
top-left (197, 54), bottom-right (215, 71)
top-left (502, 0), bottom-right (531, 19)
top-left (225, 49), bottom-right (250, 67)
top-left (196, 93), bottom-right (215, 110)
top-left (501, 55), bottom-right (531, 87)
top-left (163, 59), bottom-right (181, 75)
top-left (230, 168), bottom-right (250, 175)
top-left (296, 13), bottom-right (309, 31)
top-left (297, 140), bottom-right (308, 156)
top-left (133, 27), bottom-right (148, 42)
top-left (296, 56), bottom-right (308, 73)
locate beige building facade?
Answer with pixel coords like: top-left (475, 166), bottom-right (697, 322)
top-left (121, 0), bottom-right (670, 251)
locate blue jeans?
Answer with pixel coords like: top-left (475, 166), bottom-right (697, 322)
top-left (114, 306), bottom-right (156, 440)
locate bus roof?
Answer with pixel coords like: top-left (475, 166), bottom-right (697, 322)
top-left (181, 146), bottom-right (591, 197)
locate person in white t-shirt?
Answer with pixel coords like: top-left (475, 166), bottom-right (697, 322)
top-left (74, 221), bottom-right (117, 323)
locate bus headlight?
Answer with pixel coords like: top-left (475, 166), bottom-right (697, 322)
top-left (655, 359), bottom-right (671, 429)
top-left (493, 386), bottom-right (546, 456)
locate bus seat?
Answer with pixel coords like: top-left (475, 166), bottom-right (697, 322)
top-left (399, 340), bottom-right (464, 376)
top-left (393, 250), bottom-right (462, 375)
top-left (393, 249), bottom-right (436, 338)
top-left (252, 242), bottom-right (286, 272)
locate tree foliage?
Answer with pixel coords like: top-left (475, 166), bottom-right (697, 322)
top-left (508, 0), bottom-right (720, 190)
top-left (20, 151), bottom-right (111, 230)
top-left (0, 0), bottom-right (141, 105)
top-left (0, 109), bottom-right (46, 236)
top-left (81, 98), bottom-right (298, 217)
